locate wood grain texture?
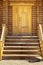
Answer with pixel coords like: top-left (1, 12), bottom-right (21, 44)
top-left (38, 24), bottom-right (43, 59)
top-left (0, 1), bottom-right (3, 36)
top-left (12, 4), bottom-right (32, 35)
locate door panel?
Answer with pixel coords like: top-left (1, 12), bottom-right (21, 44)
top-left (12, 4), bottom-right (32, 35)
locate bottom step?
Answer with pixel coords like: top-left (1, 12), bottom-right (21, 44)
top-left (3, 54), bottom-right (42, 60)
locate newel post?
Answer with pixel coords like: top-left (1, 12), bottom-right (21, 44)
top-left (40, 40), bottom-right (43, 59)
top-left (0, 41), bottom-right (3, 60)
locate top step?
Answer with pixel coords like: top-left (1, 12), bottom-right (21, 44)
top-left (6, 35), bottom-right (38, 39)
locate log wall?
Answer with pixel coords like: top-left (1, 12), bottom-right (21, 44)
top-left (0, 0), bottom-right (3, 36)
top-left (2, 0), bottom-right (43, 35)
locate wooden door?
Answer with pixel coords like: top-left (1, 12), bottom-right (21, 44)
top-left (12, 4), bottom-right (32, 35)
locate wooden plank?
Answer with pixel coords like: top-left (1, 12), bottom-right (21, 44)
top-left (4, 46), bottom-right (39, 48)
top-left (3, 50), bottom-right (39, 52)
top-left (3, 54), bottom-right (40, 57)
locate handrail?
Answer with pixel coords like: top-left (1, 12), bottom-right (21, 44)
top-left (1, 24), bottom-right (6, 41)
top-left (38, 24), bottom-right (43, 41)
top-left (0, 24), bottom-right (7, 60)
top-left (38, 24), bottom-right (43, 59)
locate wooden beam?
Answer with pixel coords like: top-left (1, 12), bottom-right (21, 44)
top-left (10, 2), bottom-right (34, 6)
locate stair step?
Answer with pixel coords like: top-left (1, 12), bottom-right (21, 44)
top-left (5, 39), bottom-right (39, 42)
top-left (4, 46), bottom-right (39, 48)
top-left (3, 49), bottom-right (39, 54)
top-left (3, 50), bottom-right (38, 52)
top-left (7, 35), bottom-right (38, 37)
top-left (5, 44), bottom-right (39, 46)
top-left (3, 52), bottom-right (39, 55)
top-left (5, 42), bottom-right (39, 44)
top-left (4, 46), bottom-right (39, 50)
top-left (3, 54), bottom-right (39, 56)
top-left (3, 54), bottom-right (41, 58)
top-left (5, 43), bottom-right (39, 46)
top-left (6, 36), bottom-right (38, 39)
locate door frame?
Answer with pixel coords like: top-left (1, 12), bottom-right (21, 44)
top-left (10, 3), bottom-right (34, 35)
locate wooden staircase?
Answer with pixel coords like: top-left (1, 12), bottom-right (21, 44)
top-left (3, 35), bottom-right (42, 59)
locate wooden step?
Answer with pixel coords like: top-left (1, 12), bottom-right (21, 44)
top-left (3, 54), bottom-right (42, 59)
top-left (3, 50), bottom-right (39, 52)
top-left (5, 39), bottom-right (39, 42)
top-left (5, 42), bottom-right (39, 46)
top-left (3, 52), bottom-right (39, 55)
top-left (5, 42), bottom-right (39, 44)
top-left (5, 44), bottom-right (39, 46)
top-left (4, 46), bottom-right (39, 49)
top-left (7, 36), bottom-right (38, 37)
top-left (6, 36), bottom-right (38, 39)
top-left (4, 45), bottom-right (39, 50)
top-left (3, 54), bottom-right (40, 57)
top-left (3, 50), bottom-right (39, 54)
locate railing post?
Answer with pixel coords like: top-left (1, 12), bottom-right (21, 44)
top-left (40, 40), bottom-right (43, 59)
top-left (38, 24), bottom-right (43, 60)
top-left (0, 24), bottom-right (7, 61)
top-left (0, 41), bottom-right (2, 60)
